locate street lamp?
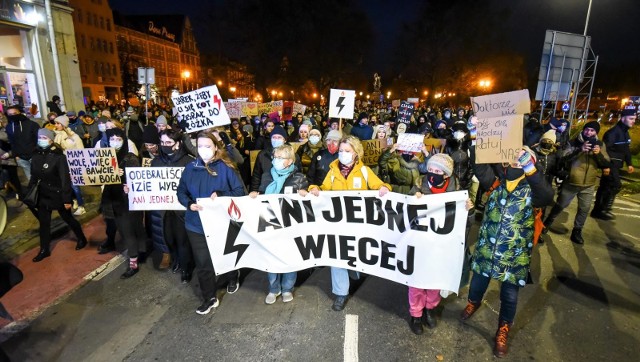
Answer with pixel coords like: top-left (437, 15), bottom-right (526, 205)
top-left (217, 80), bottom-right (223, 86)
top-left (182, 70), bottom-right (191, 92)
top-left (386, 91), bottom-right (391, 99)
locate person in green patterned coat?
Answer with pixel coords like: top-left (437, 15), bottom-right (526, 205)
top-left (460, 117), bottom-right (554, 358)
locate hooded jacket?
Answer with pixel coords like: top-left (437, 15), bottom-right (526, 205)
top-left (28, 144), bottom-right (74, 209)
top-left (6, 114), bottom-right (39, 160)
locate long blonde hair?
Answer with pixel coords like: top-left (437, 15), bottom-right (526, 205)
top-left (340, 135), bottom-right (364, 162)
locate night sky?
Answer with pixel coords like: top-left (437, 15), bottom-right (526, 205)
top-left (109, 0), bottom-right (640, 91)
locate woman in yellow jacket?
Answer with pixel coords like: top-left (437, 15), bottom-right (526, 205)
top-left (307, 135), bottom-right (391, 311)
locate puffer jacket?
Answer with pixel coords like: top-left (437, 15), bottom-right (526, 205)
top-left (28, 145), bottom-right (74, 210)
top-left (313, 159), bottom-right (391, 191)
top-left (177, 157), bottom-right (246, 234)
top-left (378, 149), bottom-right (421, 194)
top-left (561, 135), bottom-right (610, 187)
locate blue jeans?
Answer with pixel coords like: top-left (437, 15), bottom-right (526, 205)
top-left (16, 158), bottom-right (31, 182)
top-left (468, 272), bottom-right (520, 323)
top-left (268, 272), bottom-right (297, 294)
top-left (72, 184), bottom-right (84, 206)
top-left (330, 267), bottom-right (361, 296)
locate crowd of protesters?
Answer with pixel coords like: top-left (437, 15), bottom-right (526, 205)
top-left (0, 94), bottom-right (636, 358)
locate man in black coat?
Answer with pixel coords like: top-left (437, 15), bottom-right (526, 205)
top-left (4, 105), bottom-right (39, 183)
top-left (591, 108), bottom-right (636, 220)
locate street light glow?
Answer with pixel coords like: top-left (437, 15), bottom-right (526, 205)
top-left (182, 70), bottom-right (190, 79)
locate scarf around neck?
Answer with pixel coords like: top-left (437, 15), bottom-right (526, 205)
top-left (265, 163), bottom-right (295, 194)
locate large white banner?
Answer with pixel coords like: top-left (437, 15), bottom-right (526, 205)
top-left (198, 190), bottom-right (468, 293)
top-left (126, 167), bottom-right (186, 211)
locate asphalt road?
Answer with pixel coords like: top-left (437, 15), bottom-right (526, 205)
top-left (2, 195), bottom-right (640, 361)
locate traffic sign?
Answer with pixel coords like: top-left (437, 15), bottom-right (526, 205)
top-left (561, 102), bottom-right (570, 112)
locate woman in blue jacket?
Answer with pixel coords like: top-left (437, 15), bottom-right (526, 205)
top-left (177, 131), bottom-right (246, 315)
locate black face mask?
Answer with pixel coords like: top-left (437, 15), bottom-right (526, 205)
top-left (401, 153), bottom-right (413, 162)
top-left (161, 145), bottom-right (175, 156)
top-left (436, 129), bottom-right (452, 139)
top-left (427, 172), bottom-right (446, 186)
top-left (541, 142), bottom-right (554, 150)
top-left (505, 167), bottom-right (524, 181)
top-left (7, 114), bottom-right (27, 123)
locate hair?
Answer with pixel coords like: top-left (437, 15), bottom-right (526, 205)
top-left (47, 112), bottom-right (58, 120)
top-left (340, 135), bottom-right (364, 161)
top-left (5, 105), bottom-right (22, 115)
top-left (273, 144), bottom-right (295, 161)
top-left (107, 119), bottom-right (124, 129)
top-left (372, 125), bottom-right (387, 139)
top-left (196, 131), bottom-right (237, 172)
top-left (159, 129), bottom-right (182, 143)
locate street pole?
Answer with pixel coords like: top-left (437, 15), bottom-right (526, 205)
top-left (145, 68), bottom-right (149, 119)
top-left (584, 0), bottom-right (593, 35)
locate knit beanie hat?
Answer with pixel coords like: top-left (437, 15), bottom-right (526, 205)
top-left (326, 130), bottom-right (342, 141)
top-left (309, 128), bottom-right (322, 137)
top-left (156, 115), bottom-right (168, 126)
top-left (54, 115), bottom-right (69, 128)
top-left (541, 129), bottom-right (556, 143)
top-left (270, 125), bottom-right (288, 139)
top-left (298, 124), bottom-right (310, 133)
top-left (38, 128), bottom-right (55, 141)
top-left (427, 153), bottom-right (454, 177)
top-left (621, 108), bottom-right (636, 117)
top-left (583, 121), bottom-right (600, 133)
top-left (357, 112), bottom-right (368, 123)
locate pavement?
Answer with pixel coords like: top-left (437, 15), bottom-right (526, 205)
top-left (0, 185), bottom-right (639, 360)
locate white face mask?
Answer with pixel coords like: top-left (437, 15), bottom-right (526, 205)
top-left (98, 124), bottom-right (107, 132)
top-left (453, 131), bottom-right (466, 140)
top-left (309, 135), bottom-right (321, 145)
top-left (272, 158), bottom-right (287, 170)
top-left (338, 151), bottom-right (353, 165)
top-left (110, 140), bottom-right (123, 150)
top-left (198, 147), bottom-right (214, 161)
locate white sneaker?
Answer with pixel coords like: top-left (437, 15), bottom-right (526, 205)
top-left (73, 206), bottom-right (86, 216)
top-left (72, 200), bottom-right (78, 210)
top-left (265, 292), bottom-right (281, 305)
top-left (282, 292), bottom-right (294, 303)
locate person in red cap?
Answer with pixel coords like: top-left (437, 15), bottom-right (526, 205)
top-left (591, 108), bottom-right (636, 220)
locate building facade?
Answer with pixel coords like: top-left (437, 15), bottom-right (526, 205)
top-left (68, 0), bottom-right (121, 104)
top-left (113, 13), bottom-right (201, 102)
top-left (0, 0), bottom-right (84, 116)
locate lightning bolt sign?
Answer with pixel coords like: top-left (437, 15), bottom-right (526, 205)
top-left (224, 220), bottom-right (248, 266)
top-left (336, 96), bottom-right (346, 115)
top-left (213, 94), bottom-right (222, 110)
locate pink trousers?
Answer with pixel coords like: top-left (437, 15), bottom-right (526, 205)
top-left (408, 287), bottom-right (441, 317)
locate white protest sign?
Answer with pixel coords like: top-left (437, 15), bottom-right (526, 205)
top-left (198, 190), bottom-right (468, 293)
top-left (470, 89), bottom-right (530, 163)
top-left (66, 148), bottom-right (121, 186)
top-left (329, 89), bottom-right (355, 119)
top-left (293, 102), bottom-right (307, 116)
top-left (396, 133), bottom-right (426, 152)
top-left (172, 85), bottom-right (230, 133)
top-left (126, 167), bottom-right (185, 210)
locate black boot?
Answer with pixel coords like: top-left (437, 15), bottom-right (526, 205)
top-left (423, 308), bottom-right (437, 328)
top-left (570, 228), bottom-right (584, 245)
top-left (591, 191), bottom-right (615, 220)
top-left (32, 249), bottom-right (51, 262)
top-left (542, 204), bottom-right (563, 234)
top-left (76, 236), bottom-right (88, 250)
top-left (409, 317), bottom-right (423, 335)
top-left (98, 240), bottom-right (116, 254)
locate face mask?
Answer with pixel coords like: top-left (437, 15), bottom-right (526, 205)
top-left (198, 147), bottom-right (214, 161)
top-left (161, 145), bottom-right (175, 155)
top-left (38, 139), bottom-right (51, 148)
top-left (541, 142), bottom-right (554, 150)
top-left (505, 167), bottom-right (524, 181)
top-left (7, 114), bottom-right (26, 123)
top-left (401, 153), bottom-right (413, 162)
top-left (327, 143), bottom-right (339, 154)
top-left (427, 172), bottom-right (445, 186)
top-left (453, 131), bottom-right (466, 140)
top-left (98, 124), bottom-right (107, 132)
top-left (338, 151), bottom-right (353, 165)
top-left (271, 138), bottom-right (284, 148)
top-left (444, 112), bottom-right (451, 119)
top-left (309, 135), bottom-right (321, 145)
top-left (272, 158), bottom-right (287, 170)
top-left (110, 140), bottom-right (123, 150)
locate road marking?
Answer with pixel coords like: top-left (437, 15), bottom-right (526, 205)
top-left (621, 232), bottom-right (640, 242)
top-left (344, 314), bottom-right (359, 362)
top-left (84, 255), bottom-right (126, 281)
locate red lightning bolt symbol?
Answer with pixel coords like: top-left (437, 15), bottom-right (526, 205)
top-left (213, 95), bottom-right (222, 110)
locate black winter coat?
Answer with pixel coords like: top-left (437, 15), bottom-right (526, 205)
top-left (28, 145), bottom-right (74, 210)
top-left (256, 166), bottom-right (309, 194)
top-left (101, 152), bottom-right (140, 218)
top-left (250, 145), bottom-right (302, 192)
top-left (306, 149), bottom-right (339, 185)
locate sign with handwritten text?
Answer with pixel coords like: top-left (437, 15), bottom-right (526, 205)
top-left (397, 101), bottom-right (415, 125)
top-left (172, 85), bottom-right (230, 133)
top-left (396, 133), bottom-right (425, 153)
top-left (65, 148), bottom-right (121, 186)
top-left (361, 139), bottom-right (387, 166)
top-left (470, 90), bottom-right (529, 163)
top-left (126, 167), bottom-right (186, 211)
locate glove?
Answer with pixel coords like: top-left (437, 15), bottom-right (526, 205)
top-left (518, 149), bottom-right (536, 175)
top-left (218, 131), bottom-right (231, 146)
